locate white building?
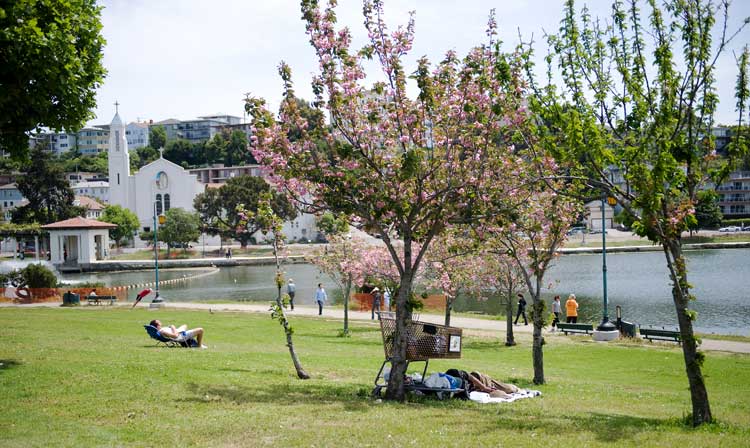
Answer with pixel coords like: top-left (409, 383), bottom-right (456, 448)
top-left (72, 181), bottom-right (109, 203)
top-left (108, 109), bottom-right (319, 245)
top-left (126, 122), bottom-right (149, 150)
top-left (107, 110), bottom-right (206, 240)
top-left (73, 195), bottom-right (106, 219)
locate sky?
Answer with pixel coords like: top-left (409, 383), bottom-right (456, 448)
top-left (90, 0), bottom-right (750, 127)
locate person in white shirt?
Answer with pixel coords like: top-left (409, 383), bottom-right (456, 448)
top-left (314, 283), bottom-right (327, 315)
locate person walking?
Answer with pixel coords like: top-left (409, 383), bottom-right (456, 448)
top-left (383, 289), bottom-right (391, 312)
top-left (551, 295), bottom-right (562, 331)
top-left (565, 294), bottom-right (579, 323)
top-left (514, 293), bottom-right (528, 325)
top-left (314, 283), bottom-right (327, 315)
top-left (287, 279), bottom-right (296, 310)
top-left (371, 287), bottom-right (382, 320)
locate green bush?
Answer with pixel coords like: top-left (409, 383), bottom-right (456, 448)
top-left (21, 264), bottom-right (58, 288)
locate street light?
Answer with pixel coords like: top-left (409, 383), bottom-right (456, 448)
top-left (150, 199), bottom-right (166, 307)
top-left (596, 193), bottom-right (618, 333)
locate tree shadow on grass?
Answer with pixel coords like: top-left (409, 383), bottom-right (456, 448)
top-left (463, 339), bottom-right (517, 350)
top-left (0, 359), bottom-right (21, 373)
top-left (177, 381), bottom-right (698, 440)
top-left (179, 381), bottom-right (373, 413)
top-left (477, 409), bottom-right (687, 442)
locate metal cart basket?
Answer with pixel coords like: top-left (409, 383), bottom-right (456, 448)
top-left (373, 313), bottom-right (464, 397)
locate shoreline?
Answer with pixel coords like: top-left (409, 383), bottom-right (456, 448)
top-left (40, 241), bottom-right (750, 272)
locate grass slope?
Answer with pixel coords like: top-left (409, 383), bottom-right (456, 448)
top-left (0, 308), bottom-right (748, 447)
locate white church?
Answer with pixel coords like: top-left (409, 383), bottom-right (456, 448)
top-left (106, 109), bottom-right (319, 247)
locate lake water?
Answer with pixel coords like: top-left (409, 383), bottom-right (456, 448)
top-left (60, 248), bottom-right (750, 335)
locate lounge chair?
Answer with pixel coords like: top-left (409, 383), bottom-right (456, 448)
top-left (143, 325), bottom-right (198, 348)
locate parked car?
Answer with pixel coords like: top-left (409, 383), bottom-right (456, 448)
top-left (718, 226), bottom-right (741, 232)
top-left (566, 227), bottom-right (585, 235)
top-left (589, 229), bottom-right (608, 234)
top-left (742, 225), bottom-right (750, 232)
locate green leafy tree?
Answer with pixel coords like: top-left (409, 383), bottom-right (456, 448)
top-left (132, 146), bottom-right (159, 170)
top-left (0, 0), bottom-right (106, 159)
top-left (523, 0), bottom-right (749, 425)
top-left (149, 126), bottom-right (167, 150)
top-left (225, 130), bottom-right (249, 167)
top-left (100, 205), bottom-right (140, 247)
top-left (238, 193), bottom-right (309, 379)
top-left (316, 211), bottom-right (349, 238)
top-left (56, 150), bottom-right (108, 174)
top-left (13, 147), bottom-right (84, 224)
top-left (163, 139), bottom-right (194, 167)
top-left (204, 133), bottom-right (227, 166)
top-left (694, 191), bottom-right (723, 230)
top-left (193, 175), bottom-right (296, 247)
top-left (158, 208), bottom-right (200, 255)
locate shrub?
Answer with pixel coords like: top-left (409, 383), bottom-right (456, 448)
top-left (21, 264), bottom-right (58, 288)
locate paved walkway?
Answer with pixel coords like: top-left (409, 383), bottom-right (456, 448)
top-left (160, 302), bottom-right (750, 354)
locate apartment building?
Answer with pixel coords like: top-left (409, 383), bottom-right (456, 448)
top-left (717, 171), bottom-right (750, 218)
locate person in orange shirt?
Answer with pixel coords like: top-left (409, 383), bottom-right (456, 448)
top-left (565, 294), bottom-right (579, 323)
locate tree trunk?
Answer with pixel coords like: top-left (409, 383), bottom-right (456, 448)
top-left (276, 283), bottom-right (310, 379)
top-left (272, 239), bottom-right (309, 380)
top-left (444, 297), bottom-right (452, 327)
top-left (531, 293), bottom-right (545, 384)
top-left (505, 291), bottom-right (516, 346)
top-left (343, 274), bottom-right (352, 334)
top-left (664, 241), bottom-right (712, 426)
top-left (384, 273), bottom-right (414, 401)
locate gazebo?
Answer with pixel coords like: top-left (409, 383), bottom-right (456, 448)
top-left (40, 217), bottom-right (117, 266)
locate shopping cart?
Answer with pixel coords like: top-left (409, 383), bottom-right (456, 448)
top-left (372, 312), bottom-right (464, 398)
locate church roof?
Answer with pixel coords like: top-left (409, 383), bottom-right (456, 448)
top-left (41, 217), bottom-right (117, 230)
top-left (138, 153), bottom-right (187, 173)
top-left (111, 112), bottom-right (123, 127)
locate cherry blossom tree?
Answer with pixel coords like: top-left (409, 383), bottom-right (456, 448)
top-left (475, 183), bottom-right (578, 384)
top-left (246, 1), bottom-right (529, 400)
top-left (311, 232), bottom-right (366, 336)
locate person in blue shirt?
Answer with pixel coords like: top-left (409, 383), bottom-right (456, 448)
top-left (314, 283), bottom-right (327, 315)
top-left (287, 279), bottom-right (296, 310)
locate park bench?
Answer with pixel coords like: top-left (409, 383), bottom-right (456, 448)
top-left (639, 327), bottom-right (681, 344)
top-left (87, 295), bottom-right (117, 306)
top-left (557, 323), bottom-right (594, 335)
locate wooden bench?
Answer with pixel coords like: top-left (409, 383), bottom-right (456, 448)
top-left (557, 323), bottom-right (594, 335)
top-left (639, 327), bottom-right (681, 344)
top-left (87, 295), bottom-right (117, 306)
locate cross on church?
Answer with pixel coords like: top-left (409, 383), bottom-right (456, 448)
top-left (114, 100), bottom-right (120, 113)
top-left (158, 147), bottom-right (164, 158)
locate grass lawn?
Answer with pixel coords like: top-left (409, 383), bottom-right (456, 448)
top-left (1, 308), bottom-right (748, 447)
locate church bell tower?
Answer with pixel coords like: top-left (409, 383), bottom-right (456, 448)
top-left (107, 102), bottom-right (131, 208)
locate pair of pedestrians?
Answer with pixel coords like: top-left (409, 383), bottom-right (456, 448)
top-left (516, 293), bottom-right (580, 329)
top-left (286, 279), bottom-right (328, 315)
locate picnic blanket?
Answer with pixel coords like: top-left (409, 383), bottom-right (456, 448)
top-left (469, 389), bottom-right (542, 404)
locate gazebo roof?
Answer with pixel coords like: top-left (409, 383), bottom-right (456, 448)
top-left (40, 217), bottom-right (117, 230)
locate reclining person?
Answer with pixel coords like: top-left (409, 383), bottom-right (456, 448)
top-left (150, 319), bottom-right (207, 348)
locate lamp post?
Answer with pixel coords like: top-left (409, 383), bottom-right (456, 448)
top-left (596, 194), bottom-right (618, 334)
top-left (150, 200), bottom-right (165, 307)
